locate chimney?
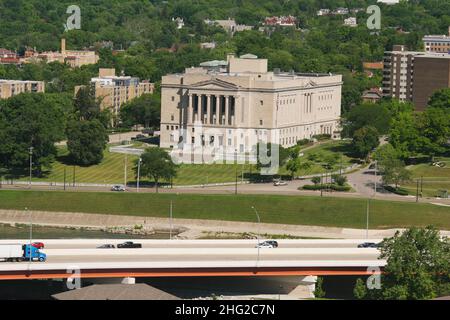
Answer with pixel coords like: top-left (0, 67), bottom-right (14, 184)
top-left (61, 38), bottom-right (66, 54)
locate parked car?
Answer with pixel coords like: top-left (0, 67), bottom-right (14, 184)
top-left (357, 242), bottom-right (380, 248)
top-left (97, 244), bottom-right (115, 249)
top-left (111, 185), bottom-right (126, 192)
top-left (117, 241), bottom-right (142, 249)
top-left (31, 242), bottom-right (45, 249)
top-left (261, 240), bottom-right (279, 248)
top-left (274, 180), bottom-right (288, 186)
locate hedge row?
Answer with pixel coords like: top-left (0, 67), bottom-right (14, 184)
top-left (302, 184), bottom-right (351, 192)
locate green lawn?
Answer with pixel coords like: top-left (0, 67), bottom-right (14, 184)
top-left (1, 190), bottom-right (449, 230)
top-left (13, 141), bottom-right (357, 186)
top-left (403, 157), bottom-right (450, 197)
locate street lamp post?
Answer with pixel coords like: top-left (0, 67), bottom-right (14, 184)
top-left (366, 199), bottom-right (370, 239)
top-left (26, 207), bottom-right (32, 263)
top-left (28, 147), bottom-right (33, 188)
top-left (169, 200), bottom-right (173, 240)
top-left (251, 206), bottom-right (261, 267)
top-left (137, 158), bottom-right (142, 193)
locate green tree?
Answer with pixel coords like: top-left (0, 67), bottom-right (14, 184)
top-left (352, 126), bottom-right (380, 160)
top-left (389, 111), bottom-right (419, 160)
top-left (74, 86), bottom-right (101, 121)
top-left (119, 93), bottom-right (161, 128)
top-left (373, 143), bottom-right (399, 167)
top-left (342, 103), bottom-right (391, 137)
top-left (332, 174), bottom-right (347, 186)
top-left (135, 148), bottom-right (177, 193)
top-left (416, 107), bottom-right (450, 160)
top-left (311, 176), bottom-right (321, 185)
top-left (353, 278), bottom-right (367, 300)
top-left (66, 119), bottom-right (109, 166)
top-left (314, 277), bottom-right (326, 299)
top-left (0, 93), bottom-right (65, 175)
top-left (381, 158), bottom-right (412, 189)
top-left (377, 227), bottom-right (450, 300)
top-left (428, 88), bottom-right (450, 110)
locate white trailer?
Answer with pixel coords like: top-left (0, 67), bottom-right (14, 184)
top-left (0, 244), bottom-right (23, 262)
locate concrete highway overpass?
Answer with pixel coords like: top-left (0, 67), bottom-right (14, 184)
top-left (0, 240), bottom-right (385, 280)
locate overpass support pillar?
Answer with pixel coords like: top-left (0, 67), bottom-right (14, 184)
top-left (289, 276), bottom-right (317, 299)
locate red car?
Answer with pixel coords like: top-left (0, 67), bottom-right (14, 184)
top-left (31, 242), bottom-right (45, 249)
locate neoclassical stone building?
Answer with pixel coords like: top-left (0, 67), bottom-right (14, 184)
top-left (160, 54), bottom-right (342, 156)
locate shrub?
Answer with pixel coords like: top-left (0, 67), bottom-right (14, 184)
top-left (311, 176), bottom-right (321, 185)
top-left (384, 186), bottom-right (409, 196)
top-left (313, 134), bottom-right (332, 141)
top-left (297, 139), bottom-right (311, 146)
top-left (332, 174), bottom-right (348, 186)
top-left (302, 184), bottom-right (351, 192)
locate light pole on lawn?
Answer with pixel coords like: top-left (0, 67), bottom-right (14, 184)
top-left (28, 147), bottom-right (33, 188)
top-left (137, 157), bottom-right (142, 193)
top-left (366, 199), bottom-right (370, 240)
top-left (26, 207), bottom-right (32, 263)
top-left (169, 200), bottom-right (173, 240)
top-left (251, 206), bottom-right (261, 267)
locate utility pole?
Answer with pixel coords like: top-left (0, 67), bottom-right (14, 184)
top-left (137, 158), bottom-right (142, 193)
top-left (374, 160), bottom-right (378, 196)
top-left (169, 200), bottom-right (173, 240)
top-left (235, 150), bottom-right (238, 195)
top-left (320, 174), bottom-right (323, 197)
top-left (366, 199), bottom-right (370, 239)
top-left (27, 207), bottom-right (32, 263)
top-left (63, 167), bottom-right (67, 191)
top-left (28, 147), bottom-right (33, 188)
top-left (416, 179), bottom-right (419, 203)
top-left (73, 166), bottom-right (76, 187)
top-left (420, 176), bottom-right (423, 196)
top-left (252, 206), bottom-right (261, 268)
top-left (124, 154), bottom-right (128, 187)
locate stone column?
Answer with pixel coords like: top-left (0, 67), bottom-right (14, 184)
top-left (224, 96), bottom-right (230, 126)
top-left (206, 94), bottom-right (211, 125)
top-left (215, 96), bottom-right (220, 125)
top-left (188, 94), bottom-right (194, 124)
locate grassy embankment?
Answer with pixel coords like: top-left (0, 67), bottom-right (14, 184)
top-left (0, 190), bottom-right (449, 230)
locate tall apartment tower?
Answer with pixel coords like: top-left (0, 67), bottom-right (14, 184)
top-left (383, 45), bottom-right (450, 111)
top-left (382, 45), bottom-right (419, 102)
top-left (413, 54), bottom-right (450, 111)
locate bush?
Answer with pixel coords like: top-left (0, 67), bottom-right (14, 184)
top-left (384, 186), bottom-right (409, 196)
top-left (332, 174), bottom-right (348, 186)
top-left (311, 176), bottom-right (322, 185)
top-left (313, 134), bottom-right (332, 141)
top-left (297, 139), bottom-right (311, 146)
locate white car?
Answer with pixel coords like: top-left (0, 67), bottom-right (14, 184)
top-left (256, 243), bottom-right (274, 249)
top-left (111, 185), bottom-right (126, 192)
top-left (274, 180), bottom-right (288, 186)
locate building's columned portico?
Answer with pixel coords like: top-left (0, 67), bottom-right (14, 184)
top-left (187, 92), bottom-right (236, 126)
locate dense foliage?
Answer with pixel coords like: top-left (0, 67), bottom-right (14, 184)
top-left (354, 227), bottom-right (450, 300)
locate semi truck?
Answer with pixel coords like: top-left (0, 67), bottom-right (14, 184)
top-left (0, 244), bottom-right (47, 262)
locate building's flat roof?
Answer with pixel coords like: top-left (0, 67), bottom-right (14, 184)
top-left (0, 79), bottom-right (42, 83)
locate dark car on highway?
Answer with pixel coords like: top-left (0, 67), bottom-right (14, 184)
top-left (117, 241), bottom-right (142, 249)
top-left (97, 244), bottom-right (115, 249)
top-left (358, 242), bottom-right (380, 248)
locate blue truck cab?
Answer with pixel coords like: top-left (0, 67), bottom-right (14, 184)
top-left (22, 244), bottom-right (47, 262)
